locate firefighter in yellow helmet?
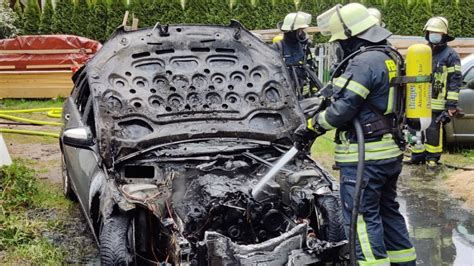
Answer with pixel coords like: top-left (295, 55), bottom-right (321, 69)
top-left (294, 3), bottom-right (416, 265)
top-left (272, 11), bottom-right (321, 98)
top-left (410, 17), bottom-right (461, 167)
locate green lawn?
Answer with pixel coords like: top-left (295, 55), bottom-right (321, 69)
top-left (0, 161), bottom-right (71, 264)
top-left (0, 99), bottom-right (64, 110)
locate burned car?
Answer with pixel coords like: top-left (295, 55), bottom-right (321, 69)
top-left (60, 21), bottom-right (347, 265)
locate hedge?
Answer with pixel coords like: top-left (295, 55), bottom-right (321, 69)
top-left (22, 0), bottom-right (41, 34)
top-left (10, 0), bottom-right (474, 42)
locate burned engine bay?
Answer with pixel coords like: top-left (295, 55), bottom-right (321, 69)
top-left (114, 139), bottom-right (347, 264)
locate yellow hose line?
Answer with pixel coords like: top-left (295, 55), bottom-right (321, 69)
top-left (47, 109), bottom-right (62, 118)
top-left (0, 114), bottom-right (63, 126)
top-left (0, 107), bottom-right (63, 126)
top-left (0, 107), bottom-right (62, 114)
top-left (0, 107), bottom-right (62, 137)
top-left (0, 128), bottom-right (60, 138)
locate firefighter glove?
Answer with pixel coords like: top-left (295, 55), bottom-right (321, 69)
top-left (294, 120), bottom-right (325, 152)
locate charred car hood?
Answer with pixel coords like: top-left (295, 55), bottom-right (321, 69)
top-left (78, 21), bottom-right (304, 163)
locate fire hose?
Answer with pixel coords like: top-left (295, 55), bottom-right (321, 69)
top-left (350, 117), bottom-right (365, 266)
top-left (0, 108), bottom-right (62, 138)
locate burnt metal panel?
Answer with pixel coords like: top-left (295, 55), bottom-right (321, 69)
top-left (81, 21), bottom-right (304, 162)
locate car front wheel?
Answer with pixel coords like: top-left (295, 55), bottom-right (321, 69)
top-left (100, 215), bottom-right (133, 265)
top-left (316, 193), bottom-right (346, 242)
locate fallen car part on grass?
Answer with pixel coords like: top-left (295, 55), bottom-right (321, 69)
top-left (0, 133), bottom-right (12, 166)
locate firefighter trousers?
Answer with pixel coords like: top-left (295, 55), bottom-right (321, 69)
top-left (411, 111), bottom-right (444, 164)
top-left (339, 159), bottom-right (416, 265)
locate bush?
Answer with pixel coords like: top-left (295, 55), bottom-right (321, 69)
top-left (106, 0), bottom-right (127, 37)
top-left (39, 0), bottom-right (54, 34)
top-left (52, 0), bottom-right (74, 34)
top-left (71, 0), bottom-right (91, 37)
top-left (88, 0), bottom-right (109, 42)
top-left (22, 0), bottom-right (41, 34)
top-left (0, 1), bottom-right (19, 38)
top-left (12, 0), bottom-right (474, 42)
top-left (0, 163), bottom-right (38, 211)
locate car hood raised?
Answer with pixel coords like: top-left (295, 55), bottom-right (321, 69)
top-left (79, 21), bottom-right (304, 164)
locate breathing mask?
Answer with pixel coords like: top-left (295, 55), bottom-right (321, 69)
top-left (428, 32), bottom-right (443, 44)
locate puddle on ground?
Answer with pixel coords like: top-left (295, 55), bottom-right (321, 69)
top-left (399, 165), bottom-right (474, 265)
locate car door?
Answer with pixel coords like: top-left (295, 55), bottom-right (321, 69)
top-left (451, 65), bottom-right (474, 143)
top-left (62, 84), bottom-right (100, 214)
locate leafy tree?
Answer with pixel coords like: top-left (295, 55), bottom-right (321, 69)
top-left (88, 0), bottom-right (108, 42)
top-left (39, 0), bottom-right (54, 34)
top-left (106, 0), bottom-right (126, 36)
top-left (0, 1), bottom-right (19, 38)
top-left (23, 0), bottom-right (41, 34)
top-left (53, 0), bottom-right (74, 34)
top-left (71, 0), bottom-right (91, 37)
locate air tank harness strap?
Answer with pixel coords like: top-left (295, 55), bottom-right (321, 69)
top-left (389, 75), bottom-right (433, 86)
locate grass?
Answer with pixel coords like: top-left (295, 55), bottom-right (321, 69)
top-left (311, 130), bottom-right (338, 178)
top-left (0, 161), bottom-right (71, 264)
top-left (0, 99), bottom-right (64, 110)
top-left (440, 146), bottom-right (474, 168)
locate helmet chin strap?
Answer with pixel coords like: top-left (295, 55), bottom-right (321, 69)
top-left (336, 6), bottom-right (352, 38)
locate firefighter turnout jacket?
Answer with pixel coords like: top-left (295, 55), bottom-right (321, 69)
top-left (431, 43), bottom-right (461, 110)
top-left (311, 48), bottom-right (403, 165)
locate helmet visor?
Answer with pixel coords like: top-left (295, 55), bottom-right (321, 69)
top-left (317, 4), bottom-right (343, 36)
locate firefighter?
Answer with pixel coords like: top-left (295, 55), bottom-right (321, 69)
top-left (294, 3), bottom-right (416, 265)
top-left (272, 11), bottom-right (319, 98)
top-left (410, 17), bottom-right (461, 167)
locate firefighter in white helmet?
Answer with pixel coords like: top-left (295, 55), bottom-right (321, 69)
top-left (272, 11), bottom-right (320, 98)
top-left (410, 17), bottom-right (461, 167)
top-left (295, 3), bottom-right (416, 265)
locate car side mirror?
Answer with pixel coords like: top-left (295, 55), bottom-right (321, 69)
top-left (63, 127), bottom-right (95, 149)
top-left (468, 80), bottom-right (474, 90)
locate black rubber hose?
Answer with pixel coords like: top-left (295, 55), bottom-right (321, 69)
top-left (350, 117), bottom-right (365, 266)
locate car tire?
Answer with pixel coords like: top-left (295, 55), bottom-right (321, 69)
top-left (100, 215), bottom-right (133, 265)
top-left (61, 156), bottom-right (77, 201)
top-left (316, 193), bottom-right (346, 242)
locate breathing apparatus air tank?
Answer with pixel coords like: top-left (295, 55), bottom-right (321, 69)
top-left (405, 43), bottom-right (432, 147)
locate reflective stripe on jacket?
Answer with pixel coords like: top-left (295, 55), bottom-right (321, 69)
top-left (335, 133), bottom-right (402, 163)
top-left (314, 48), bottom-right (402, 164)
top-left (431, 43), bottom-right (461, 110)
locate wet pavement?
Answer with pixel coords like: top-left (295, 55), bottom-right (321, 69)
top-left (399, 165), bottom-right (474, 265)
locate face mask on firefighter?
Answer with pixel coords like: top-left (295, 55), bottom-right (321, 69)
top-left (296, 29), bottom-right (308, 43)
top-left (428, 32), bottom-right (443, 44)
